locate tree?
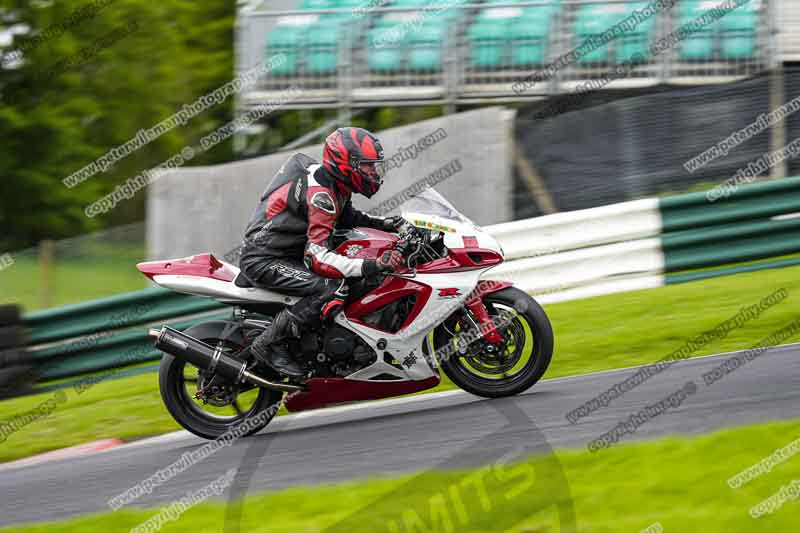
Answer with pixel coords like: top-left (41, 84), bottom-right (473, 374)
top-left (0, 0), bottom-right (235, 248)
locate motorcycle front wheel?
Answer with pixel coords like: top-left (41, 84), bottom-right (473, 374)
top-left (433, 287), bottom-right (553, 398)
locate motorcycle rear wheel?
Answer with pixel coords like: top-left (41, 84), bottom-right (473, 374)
top-left (433, 287), bottom-right (553, 398)
top-left (158, 321), bottom-right (283, 440)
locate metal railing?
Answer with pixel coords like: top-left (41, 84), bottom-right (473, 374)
top-left (236, 0), bottom-right (775, 108)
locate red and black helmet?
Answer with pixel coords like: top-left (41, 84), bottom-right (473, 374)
top-left (323, 127), bottom-right (386, 198)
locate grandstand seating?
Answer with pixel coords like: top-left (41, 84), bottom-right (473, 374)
top-left (263, 0), bottom-right (762, 76)
top-left (573, 2), bottom-right (655, 64)
top-left (679, 0), bottom-right (760, 61)
top-left (719, 5), bottom-right (759, 59)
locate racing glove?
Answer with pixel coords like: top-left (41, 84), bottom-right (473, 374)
top-left (380, 216), bottom-right (411, 234)
top-left (377, 250), bottom-right (404, 272)
top-left (364, 250), bottom-right (404, 276)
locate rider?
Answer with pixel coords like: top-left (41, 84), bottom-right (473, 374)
top-left (238, 127), bottom-right (406, 378)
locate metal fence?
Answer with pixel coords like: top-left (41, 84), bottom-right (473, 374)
top-left (236, 0), bottom-right (775, 108)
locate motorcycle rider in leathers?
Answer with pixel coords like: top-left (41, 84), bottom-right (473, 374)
top-left (238, 127), bottom-right (406, 378)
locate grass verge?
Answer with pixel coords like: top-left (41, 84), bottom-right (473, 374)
top-left (0, 243), bottom-right (148, 311)
top-left (1, 264), bottom-right (799, 463)
top-left (2, 418), bottom-right (799, 532)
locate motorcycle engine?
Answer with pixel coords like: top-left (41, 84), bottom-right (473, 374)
top-left (299, 326), bottom-right (377, 377)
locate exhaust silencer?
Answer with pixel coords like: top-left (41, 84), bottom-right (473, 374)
top-left (149, 326), bottom-right (303, 393)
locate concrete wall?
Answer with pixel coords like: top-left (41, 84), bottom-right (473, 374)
top-left (147, 106), bottom-right (514, 259)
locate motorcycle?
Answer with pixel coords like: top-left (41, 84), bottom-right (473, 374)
top-left (137, 188), bottom-right (553, 440)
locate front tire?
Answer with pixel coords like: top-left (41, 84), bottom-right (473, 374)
top-left (434, 287), bottom-right (553, 398)
top-left (158, 321), bottom-right (283, 440)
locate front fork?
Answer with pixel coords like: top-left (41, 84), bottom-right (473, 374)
top-left (464, 297), bottom-right (504, 344)
top-left (462, 280), bottom-right (513, 345)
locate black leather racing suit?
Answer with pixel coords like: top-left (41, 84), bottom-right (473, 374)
top-left (238, 153), bottom-right (391, 328)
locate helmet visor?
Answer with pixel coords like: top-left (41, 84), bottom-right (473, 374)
top-left (359, 158), bottom-right (387, 179)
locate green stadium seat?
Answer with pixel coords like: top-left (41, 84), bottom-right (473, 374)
top-left (617, 2), bottom-right (653, 63)
top-left (368, 24), bottom-right (405, 71)
top-left (266, 25), bottom-right (306, 74)
top-left (679, 1), bottom-right (717, 60)
top-left (369, 48), bottom-right (403, 71)
top-left (471, 3), bottom-right (554, 69)
top-left (487, 0), bottom-right (561, 8)
top-left (720, 11), bottom-right (758, 59)
top-left (521, 5), bottom-right (557, 22)
top-left (301, 0), bottom-right (334, 9)
top-left (468, 23), bottom-right (506, 68)
top-left (680, 37), bottom-right (715, 60)
top-left (408, 23), bottom-right (445, 71)
top-left (393, 0), bottom-right (430, 6)
top-left (510, 15), bottom-right (549, 67)
top-left (573, 12), bottom-right (615, 63)
top-left (334, 0), bottom-right (366, 9)
top-left (574, 3), bottom-right (654, 64)
top-left (306, 24), bottom-right (340, 73)
top-left (721, 35), bottom-right (755, 59)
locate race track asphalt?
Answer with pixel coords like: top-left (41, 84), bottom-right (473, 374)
top-left (1, 344), bottom-right (798, 527)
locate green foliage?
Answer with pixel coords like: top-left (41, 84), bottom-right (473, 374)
top-left (0, 0), bottom-right (235, 248)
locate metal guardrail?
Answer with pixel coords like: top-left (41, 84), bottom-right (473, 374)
top-left (236, 0), bottom-right (775, 108)
top-left (660, 174), bottom-right (800, 271)
top-left (32, 312), bottom-right (229, 381)
top-left (23, 288), bottom-right (223, 345)
top-left (19, 289), bottom-right (229, 383)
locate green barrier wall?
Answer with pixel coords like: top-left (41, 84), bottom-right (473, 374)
top-left (23, 288), bottom-right (224, 344)
top-left (660, 176), bottom-right (800, 275)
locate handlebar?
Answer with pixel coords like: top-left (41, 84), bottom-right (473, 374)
top-left (394, 237), bottom-right (415, 257)
top-left (394, 224), bottom-right (422, 256)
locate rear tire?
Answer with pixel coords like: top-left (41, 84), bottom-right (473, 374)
top-left (434, 287), bottom-right (553, 398)
top-left (158, 321), bottom-right (282, 440)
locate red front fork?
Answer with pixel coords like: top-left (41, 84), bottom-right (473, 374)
top-left (462, 280), bottom-right (513, 344)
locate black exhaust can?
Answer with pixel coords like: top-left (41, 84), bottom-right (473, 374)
top-left (150, 326), bottom-right (247, 383)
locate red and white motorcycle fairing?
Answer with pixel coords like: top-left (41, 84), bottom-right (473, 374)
top-left (139, 189), bottom-right (509, 411)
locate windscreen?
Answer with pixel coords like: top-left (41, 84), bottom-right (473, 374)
top-left (400, 188), bottom-right (476, 227)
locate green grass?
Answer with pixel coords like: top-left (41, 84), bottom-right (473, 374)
top-left (0, 242), bottom-right (149, 311)
top-left (0, 263), bottom-right (798, 463)
top-left (3, 418), bottom-right (800, 532)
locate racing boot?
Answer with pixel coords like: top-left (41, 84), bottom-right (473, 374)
top-left (249, 309), bottom-right (306, 378)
